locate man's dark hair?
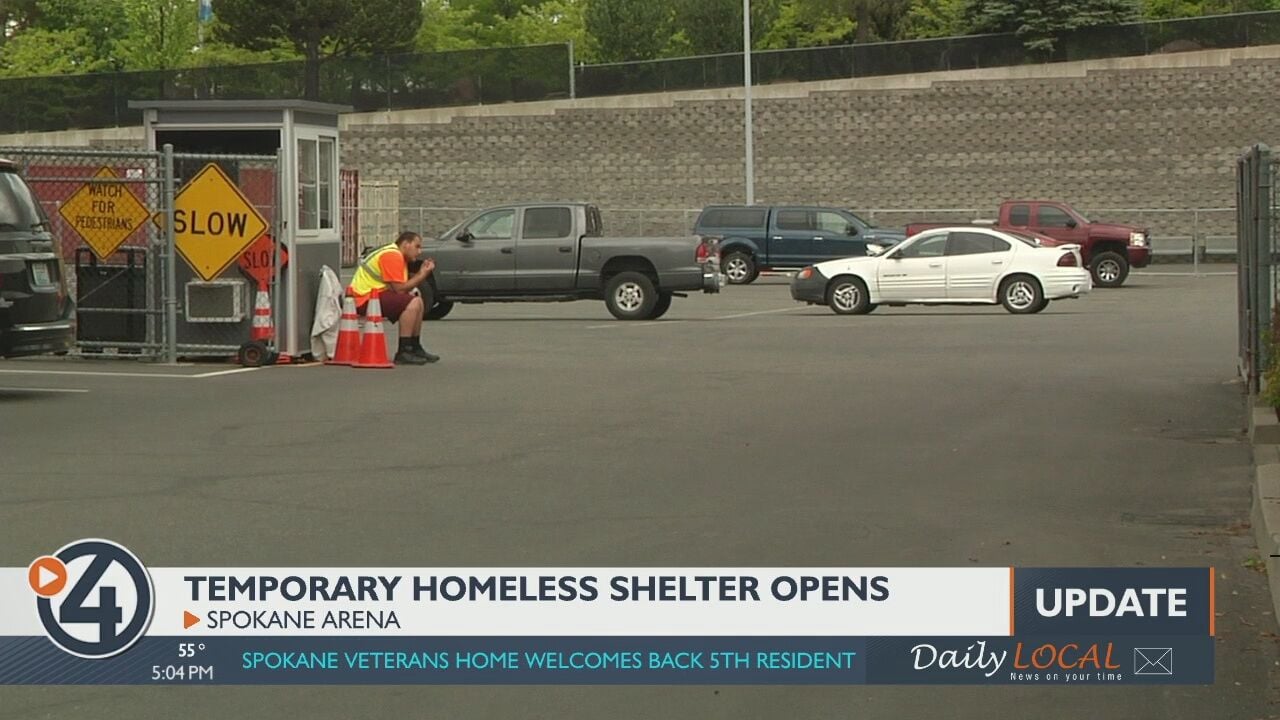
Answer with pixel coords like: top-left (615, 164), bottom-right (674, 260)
top-left (395, 231), bottom-right (421, 245)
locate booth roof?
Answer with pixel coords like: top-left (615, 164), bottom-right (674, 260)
top-left (127, 99), bottom-right (353, 115)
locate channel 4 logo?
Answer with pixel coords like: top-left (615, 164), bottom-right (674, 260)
top-left (28, 539), bottom-right (154, 659)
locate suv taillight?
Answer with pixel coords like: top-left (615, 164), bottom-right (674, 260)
top-left (1057, 253), bottom-right (1078, 267)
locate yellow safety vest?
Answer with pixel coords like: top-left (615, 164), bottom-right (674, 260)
top-left (349, 244), bottom-right (400, 301)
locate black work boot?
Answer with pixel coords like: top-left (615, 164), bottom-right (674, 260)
top-left (395, 350), bottom-right (428, 365)
top-left (410, 336), bottom-right (439, 363)
top-left (396, 338), bottom-right (427, 365)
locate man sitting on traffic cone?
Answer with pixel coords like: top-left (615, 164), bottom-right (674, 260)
top-left (347, 231), bottom-right (439, 365)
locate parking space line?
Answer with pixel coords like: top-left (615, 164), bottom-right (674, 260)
top-left (0, 386), bottom-right (89, 393)
top-left (189, 367), bottom-right (263, 378)
top-left (1135, 271), bottom-right (1236, 277)
top-left (0, 369), bottom-right (195, 379)
top-left (587, 306), bottom-right (804, 329)
top-left (711, 307), bottom-right (806, 320)
top-left (0, 367), bottom-right (261, 380)
top-left (587, 320), bottom-right (687, 330)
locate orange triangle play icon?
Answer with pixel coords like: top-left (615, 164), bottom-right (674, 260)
top-left (184, 611), bottom-right (200, 629)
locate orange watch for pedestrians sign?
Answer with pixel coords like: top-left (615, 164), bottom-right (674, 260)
top-left (154, 163), bottom-right (269, 282)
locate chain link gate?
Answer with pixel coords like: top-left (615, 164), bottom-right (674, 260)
top-left (3, 146), bottom-right (169, 359)
top-left (168, 151), bottom-right (281, 360)
top-left (1, 145), bottom-right (283, 363)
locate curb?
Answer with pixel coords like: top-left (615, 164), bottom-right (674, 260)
top-left (1248, 395), bottom-right (1280, 623)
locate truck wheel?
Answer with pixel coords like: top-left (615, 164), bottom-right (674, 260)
top-left (826, 276), bottom-right (871, 315)
top-left (1000, 275), bottom-right (1043, 314)
top-left (605, 272), bottom-right (658, 320)
top-left (1090, 251), bottom-right (1129, 288)
top-left (723, 252), bottom-right (758, 285)
top-left (649, 292), bottom-right (673, 320)
top-left (426, 301), bottom-right (454, 320)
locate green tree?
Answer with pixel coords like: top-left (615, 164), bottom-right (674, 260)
top-left (416, 0), bottom-right (485, 51)
top-left (667, 0), bottom-right (782, 55)
top-left (115, 0), bottom-right (200, 71)
top-left (1142, 0), bottom-right (1280, 17)
top-left (28, 0), bottom-right (129, 66)
top-left (583, 0), bottom-right (671, 61)
top-left (212, 0), bottom-right (421, 98)
top-left (759, 0), bottom-right (854, 48)
top-left (501, 0), bottom-right (590, 52)
top-left (418, 0), bottom-right (591, 57)
top-left (186, 40), bottom-right (300, 67)
top-left (185, 40), bottom-right (299, 66)
top-left (770, 0), bottom-right (912, 43)
top-left (0, 27), bottom-right (110, 76)
top-left (963, 0), bottom-right (1141, 51)
top-left (902, 0), bottom-right (967, 38)
top-left (0, 0), bottom-right (43, 47)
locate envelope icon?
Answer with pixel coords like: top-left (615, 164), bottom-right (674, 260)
top-left (1134, 648), bottom-right (1173, 675)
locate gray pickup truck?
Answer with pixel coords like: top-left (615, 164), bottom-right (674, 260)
top-left (416, 203), bottom-right (724, 320)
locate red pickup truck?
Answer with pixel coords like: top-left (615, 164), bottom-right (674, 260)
top-left (906, 200), bottom-right (1152, 288)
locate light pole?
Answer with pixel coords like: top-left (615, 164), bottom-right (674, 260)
top-left (743, 0), bottom-right (754, 206)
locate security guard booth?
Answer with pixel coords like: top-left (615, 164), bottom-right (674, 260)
top-left (129, 100), bottom-right (351, 358)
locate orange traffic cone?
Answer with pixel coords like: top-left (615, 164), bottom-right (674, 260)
top-left (326, 295), bottom-right (361, 366)
top-left (250, 285), bottom-right (273, 342)
top-left (353, 293), bottom-right (394, 369)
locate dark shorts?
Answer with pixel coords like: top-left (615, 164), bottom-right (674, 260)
top-left (358, 290), bottom-right (414, 322)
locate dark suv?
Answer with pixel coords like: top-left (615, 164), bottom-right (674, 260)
top-left (694, 205), bottom-right (906, 284)
top-left (0, 159), bottom-right (74, 357)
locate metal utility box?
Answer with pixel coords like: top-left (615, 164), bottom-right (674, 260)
top-left (129, 99), bottom-right (351, 357)
top-left (74, 247), bottom-right (147, 351)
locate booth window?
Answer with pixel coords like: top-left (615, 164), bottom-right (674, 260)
top-left (319, 138), bottom-right (334, 229)
top-left (298, 137), bottom-right (335, 231)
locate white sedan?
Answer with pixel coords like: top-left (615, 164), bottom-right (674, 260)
top-left (789, 227), bottom-right (1092, 315)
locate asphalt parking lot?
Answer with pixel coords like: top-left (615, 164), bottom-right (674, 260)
top-left (2, 267), bottom-right (1278, 718)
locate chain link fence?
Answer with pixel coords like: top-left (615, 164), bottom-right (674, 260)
top-left (860, 207), bottom-right (1238, 264)
top-left (7, 147), bottom-right (168, 358)
top-left (0, 44), bottom-right (573, 135)
top-left (6, 11), bottom-right (1280, 135)
top-left (1236, 144), bottom-right (1276, 394)
top-left (578, 11), bottom-right (1280, 97)
top-left (3, 145), bottom-right (282, 361)
top-left (377, 204), bottom-right (1237, 264)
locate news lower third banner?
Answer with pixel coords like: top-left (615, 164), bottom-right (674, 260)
top-left (0, 539), bottom-right (1215, 685)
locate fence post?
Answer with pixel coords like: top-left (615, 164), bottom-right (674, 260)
top-left (568, 41), bottom-right (576, 100)
top-left (385, 54), bottom-right (393, 112)
top-left (162, 143), bottom-right (178, 364)
top-left (1192, 209), bottom-right (1200, 277)
top-left (1239, 151), bottom-right (1251, 388)
top-left (1260, 146), bottom-right (1274, 389)
top-left (273, 148), bottom-right (284, 352)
